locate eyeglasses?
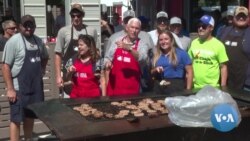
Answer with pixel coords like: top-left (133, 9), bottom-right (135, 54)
top-left (197, 23), bottom-right (209, 30)
top-left (7, 27), bottom-right (17, 30)
top-left (171, 24), bottom-right (181, 28)
top-left (157, 19), bottom-right (168, 24)
top-left (235, 14), bottom-right (247, 21)
top-left (23, 22), bottom-right (35, 29)
top-left (71, 14), bottom-right (82, 19)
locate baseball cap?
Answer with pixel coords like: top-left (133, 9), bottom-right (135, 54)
top-left (156, 11), bottom-right (168, 19)
top-left (199, 15), bottom-right (215, 26)
top-left (227, 8), bottom-right (235, 16)
top-left (234, 6), bottom-right (248, 16)
top-left (21, 15), bottom-right (36, 25)
top-left (123, 10), bottom-right (135, 19)
top-left (70, 3), bottom-right (84, 15)
top-left (170, 17), bottom-right (182, 25)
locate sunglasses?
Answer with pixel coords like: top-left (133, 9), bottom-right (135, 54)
top-left (7, 27), bottom-right (17, 30)
top-left (235, 14), bottom-right (247, 21)
top-left (197, 23), bottom-right (209, 30)
top-left (157, 19), bottom-right (168, 24)
top-left (23, 22), bottom-right (35, 29)
top-left (71, 14), bottom-right (82, 18)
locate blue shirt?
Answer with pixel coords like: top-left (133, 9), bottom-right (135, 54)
top-left (156, 48), bottom-right (192, 79)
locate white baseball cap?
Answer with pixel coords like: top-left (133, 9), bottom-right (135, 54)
top-left (156, 11), bottom-right (168, 19)
top-left (170, 17), bottom-right (182, 25)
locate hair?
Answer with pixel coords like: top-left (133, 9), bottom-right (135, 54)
top-left (127, 18), bottom-right (141, 27)
top-left (77, 34), bottom-right (100, 62)
top-left (2, 20), bottom-right (15, 30)
top-left (152, 30), bottom-right (178, 67)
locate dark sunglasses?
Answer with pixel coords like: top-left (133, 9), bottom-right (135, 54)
top-left (235, 14), bottom-right (247, 20)
top-left (157, 19), bottom-right (168, 24)
top-left (71, 14), bottom-right (82, 18)
top-left (7, 27), bottom-right (17, 30)
top-left (23, 22), bottom-right (35, 29)
top-left (197, 23), bottom-right (209, 30)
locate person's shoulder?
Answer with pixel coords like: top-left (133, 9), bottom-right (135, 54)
top-left (139, 31), bottom-right (150, 38)
top-left (109, 30), bottom-right (125, 40)
top-left (7, 33), bottom-right (21, 42)
top-left (59, 25), bottom-right (71, 32)
top-left (148, 30), bottom-right (156, 35)
top-left (33, 34), bottom-right (43, 43)
top-left (175, 47), bottom-right (187, 53)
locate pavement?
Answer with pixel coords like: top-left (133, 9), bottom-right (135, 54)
top-left (0, 121), bottom-right (59, 141)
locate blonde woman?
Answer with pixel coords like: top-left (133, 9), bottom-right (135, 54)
top-left (151, 30), bottom-right (193, 94)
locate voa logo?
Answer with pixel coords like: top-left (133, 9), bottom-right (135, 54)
top-left (214, 113), bottom-right (234, 123)
top-left (210, 104), bottom-right (240, 132)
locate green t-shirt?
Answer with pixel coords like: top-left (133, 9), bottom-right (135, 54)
top-left (188, 37), bottom-right (228, 89)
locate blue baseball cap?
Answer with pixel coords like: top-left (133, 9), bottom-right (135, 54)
top-left (199, 15), bottom-right (215, 26)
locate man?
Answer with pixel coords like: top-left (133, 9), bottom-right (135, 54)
top-left (188, 15), bottom-right (228, 89)
top-left (105, 18), bottom-right (147, 96)
top-left (54, 3), bottom-right (100, 95)
top-left (216, 8), bottom-right (235, 37)
top-left (0, 20), bottom-right (17, 51)
top-left (148, 11), bottom-right (183, 50)
top-left (0, 7), bottom-right (16, 34)
top-left (104, 10), bottom-right (154, 92)
top-left (54, 5), bottom-right (65, 35)
top-left (112, 12), bottom-right (123, 33)
top-left (169, 16), bottom-right (191, 51)
top-left (2, 15), bottom-right (49, 141)
top-left (218, 6), bottom-right (250, 91)
top-left (105, 10), bottom-right (153, 55)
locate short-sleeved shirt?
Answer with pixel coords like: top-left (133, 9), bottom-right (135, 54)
top-left (2, 33), bottom-right (49, 90)
top-left (156, 48), bottom-right (192, 78)
top-left (54, 25), bottom-right (100, 54)
top-left (188, 37), bottom-right (228, 89)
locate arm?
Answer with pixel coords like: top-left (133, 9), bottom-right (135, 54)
top-left (185, 64), bottom-right (193, 90)
top-left (100, 70), bottom-right (106, 96)
top-left (220, 63), bottom-right (228, 87)
top-left (2, 64), bottom-right (16, 102)
top-left (55, 52), bottom-right (63, 87)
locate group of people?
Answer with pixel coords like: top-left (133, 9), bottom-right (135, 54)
top-left (0, 3), bottom-right (249, 141)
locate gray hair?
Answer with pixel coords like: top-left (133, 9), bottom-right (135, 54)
top-left (2, 20), bottom-right (16, 30)
top-left (127, 17), bottom-right (141, 27)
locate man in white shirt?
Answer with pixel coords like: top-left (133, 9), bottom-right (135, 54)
top-left (148, 11), bottom-right (183, 50)
top-left (170, 16), bottom-right (191, 51)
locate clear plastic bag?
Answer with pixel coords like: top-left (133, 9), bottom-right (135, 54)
top-left (165, 85), bottom-right (241, 127)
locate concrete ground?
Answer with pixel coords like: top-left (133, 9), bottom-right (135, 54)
top-left (0, 121), bottom-right (59, 141)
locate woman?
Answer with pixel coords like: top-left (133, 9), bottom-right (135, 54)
top-left (151, 30), bottom-right (193, 94)
top-left (66, 34), bottom-right (105, 98)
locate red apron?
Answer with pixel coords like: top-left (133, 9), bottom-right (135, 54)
top-left (107, 38), bottom-right (141, 96)
top-left (70, 59), bottom-right (101, 98)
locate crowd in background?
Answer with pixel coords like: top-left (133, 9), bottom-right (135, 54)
top-left (0, 3), bottom-right (250, 141)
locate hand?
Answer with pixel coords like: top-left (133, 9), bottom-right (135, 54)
top-left (156, 66), bottom-right (164, 73)
top-left (7, 89), bottom-right (17, 103)
top-left (56, 76), bottom-right (63, 87)
top-left (67, 65), bottom-right (76, 73)
top-left (115, 40), bottom-right (124, 48)
top-left (105, 60), bottom-right (113, 70)
top-left (101, 20), bottom-right (108, 28)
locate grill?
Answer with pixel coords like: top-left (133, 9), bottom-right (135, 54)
top-left (71, 97), bottom-right (167, 122)
top-left (28, 88), bottom-right (250, 141)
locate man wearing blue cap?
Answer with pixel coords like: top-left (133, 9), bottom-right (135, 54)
top-left (188, 15), bottom-right (228, 89)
